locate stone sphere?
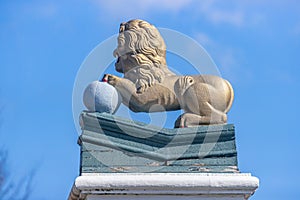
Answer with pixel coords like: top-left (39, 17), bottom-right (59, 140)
top-left (83, 81), bottom-right (122, 114)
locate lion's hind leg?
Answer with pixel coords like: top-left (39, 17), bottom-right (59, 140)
top-left (174, 110), bottom-right (227, 128)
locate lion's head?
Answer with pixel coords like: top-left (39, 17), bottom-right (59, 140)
top-left (113, 19), bottom-right (175, 93)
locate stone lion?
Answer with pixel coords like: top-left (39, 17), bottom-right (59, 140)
top-left (104, 19), bottom-right (234, 127)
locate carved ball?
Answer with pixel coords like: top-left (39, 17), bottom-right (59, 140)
top-left (83, 81), bottom-right (122, 114)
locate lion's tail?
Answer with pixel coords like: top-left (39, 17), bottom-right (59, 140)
top-left (224, 79), bottom-right (234, 113)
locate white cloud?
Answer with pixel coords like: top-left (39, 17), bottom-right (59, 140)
top-left (90, 0), bottom-right (262, 27)
top-left (196, 32), bottom-right (212, 46)
top-left (91, 0), bottom-right (192, 19)
top-left (194, 32), bottom-right (244, 82)
top-left (291, 23), bottom-right (300, 36)
top-left (207, 10), bottom-right (244, 26)
top-left (195, 0), bottom-right (245, 27)
top-left (22, 2), bottom-right (58, 19)
top-left (198, 0), bottom-right (300, 27)
top-left (142, 0), bottom-right (193, 12)
top-left (90, 0), bottom-right (300, 28)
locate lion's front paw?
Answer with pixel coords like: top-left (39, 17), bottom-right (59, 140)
top-left (103, 74), bottom-right (120, 86)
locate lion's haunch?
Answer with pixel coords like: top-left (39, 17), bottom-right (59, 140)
top-left (174, 75), bottom-right (234, 127)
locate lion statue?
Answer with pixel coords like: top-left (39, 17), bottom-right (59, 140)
top-left (103, 19), bottom-right (234, 128)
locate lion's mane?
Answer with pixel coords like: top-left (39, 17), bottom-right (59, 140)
top-left (115, 19), bottom-right (175, 92)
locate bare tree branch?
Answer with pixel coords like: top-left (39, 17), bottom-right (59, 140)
top-left (0, 106), bottom-right (36, 200)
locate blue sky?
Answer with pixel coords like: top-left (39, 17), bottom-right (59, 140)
top-left (1, 0), bottom-right (300, 199)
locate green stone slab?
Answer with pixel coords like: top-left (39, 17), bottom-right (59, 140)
top-left (81, 149), bottom-right (237, 167)
top-left (81, 166), bottom-right (239, 173)
top-left (79, 111), bottom-right (239, 173)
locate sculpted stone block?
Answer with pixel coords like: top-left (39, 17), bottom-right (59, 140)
top-left (103, 19), bottom-right (234, 127)
top-left (78, 111), bottom-right (238, 173)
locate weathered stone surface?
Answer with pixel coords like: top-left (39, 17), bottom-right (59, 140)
top-left (68, 173), bottom-right (259, 200)
top-left (104, 19), bottom-right (234, 127)
top-left (83, 81), bottom-right (121, 114)
top-left (79, 111), bottom-right (239, 173)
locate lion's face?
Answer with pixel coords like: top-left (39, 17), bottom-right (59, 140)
top-left (113, 48), bottom-right (137, 74)
top-left (113, 36), bottom-right (127, 73)
top-left (112, 19), bottom-right (174, 92)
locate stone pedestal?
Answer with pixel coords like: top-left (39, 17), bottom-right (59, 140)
top-left (69, 173), bottom-right (259, 200)
top-left (69, 112), bottom-right (259, 199)
top-left (78, 112), bottom-right (239, 173)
